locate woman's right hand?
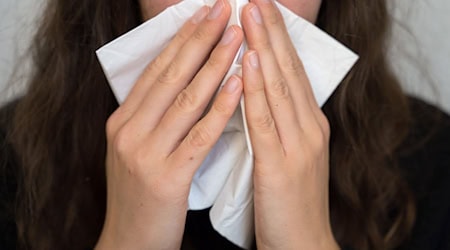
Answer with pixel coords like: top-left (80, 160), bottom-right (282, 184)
top-left (95, 1), bottom-right (243, 249)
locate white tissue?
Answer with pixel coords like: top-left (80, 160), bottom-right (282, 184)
top-left (96, 0), bottom-right (358, 248)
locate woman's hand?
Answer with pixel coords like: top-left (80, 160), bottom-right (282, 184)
top-left (241, 1), bottom-right (339, 249)
top-left (96, 1), bottom-right (244, 249)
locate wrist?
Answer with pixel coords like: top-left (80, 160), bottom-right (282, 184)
top-left (95, 211), bottom-right (186, 250)
top-left (256, 228), bottom-right (340, 250)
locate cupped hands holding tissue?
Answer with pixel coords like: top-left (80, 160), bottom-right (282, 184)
top-left (96, 0), bottom-right (338, 249)
top-left (7, 0), bottom-right (450, 248)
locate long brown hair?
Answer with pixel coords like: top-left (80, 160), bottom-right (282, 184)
top-left (8, 0), bottom-right (414, 249)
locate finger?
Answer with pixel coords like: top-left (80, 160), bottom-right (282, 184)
top-left (247, 0), bottom-right (323, 129)
top-left (242, 50), bottom-right (284, 164)
top-left (241, 5), bottom-right (303, 150)
top-left (110, 6), bottom-right (211, 134)
top-left (167, 76), bottom-right (243, 178)
top-left (152, 26), bottom-right (244, 153)
top-left (128, 0), bottom-right (232, 134)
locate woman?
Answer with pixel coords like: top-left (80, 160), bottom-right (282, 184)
top-left (1, 0), bottom-right (449, 249)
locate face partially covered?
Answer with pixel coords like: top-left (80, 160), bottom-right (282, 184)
top-left (139, 0), bottom-right (322, 23)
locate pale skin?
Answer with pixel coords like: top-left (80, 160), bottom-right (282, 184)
top-left (96, 0), bottom-right (339, 249)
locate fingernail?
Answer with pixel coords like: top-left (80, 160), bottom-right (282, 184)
top-left (224, 76), bottom-right (240, 93)
top-left (219, 27), bottom-right (237, 46)
top-left (248, 51), bottom-right (259, 69)
top-left (208, 0), bottom-right (224, 20)
top-left (250, 5), bottom-right (263, 24)
top-left (191, 6), bottom-right (209, 24)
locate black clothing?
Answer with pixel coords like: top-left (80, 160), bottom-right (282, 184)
top-left (0, 100), bottom-right (19, 250)
top-left (1, 97), bottom-right (449, 250)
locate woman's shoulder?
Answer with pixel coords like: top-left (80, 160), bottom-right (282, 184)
top-left (0, 98), bottom-right (20, 188)
top-left (0, 98), bottom-right (20, 250)
top-left (397, 97), bottom-right (450, 249)
top-left (0, 98), bottom-right (20, 187)
top-left (398, 96), bottom-right (450, 184)
top-left (0, 98), bottom-right (19, 168)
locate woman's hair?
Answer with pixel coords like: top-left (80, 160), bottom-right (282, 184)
top-left (9, 0), bottom-right (415, 249)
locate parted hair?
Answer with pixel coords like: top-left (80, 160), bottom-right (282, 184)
top-left (9, 0), bottom-right (414, 249)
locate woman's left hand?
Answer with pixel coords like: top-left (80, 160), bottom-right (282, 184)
top-left (240, 1), bottom-right (339, 249)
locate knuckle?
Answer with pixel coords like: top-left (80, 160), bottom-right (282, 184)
top-left (131, 147), bottom-right (154, 173)
top-left (106, 113), bottom-right (120, 139)
top-left (174, 28), bottom-right (191, 44)
top-left (106, 108), bottom-right (130, 140)
top-left (317, 112), bottom-right (331, 139)
top-left (115, 138), bottom-right (154, 178)
top-left (187, 125), bottom-right (212, 148)
top-left (192, 27), bottom-right (211, 42)
top-left (174, 89), bottom-right (200, 114)
top-left (254, 38), bottom-right (272, 52)
top-left (212, 99), bottom-right (234, 116)
top-left (145, 55), bottom-right (166, 74)
top-left (266, 8), bottom-right (282, 26)
top-left (112, 126), bottom-right (134, 157)
top-left (157, 61), bottom-right (181, 85)
top-left (268, 77), bottom-right (290, 99)
top-left (204, 55), bottom-right (222, 72)
top-left (283, 52), bottom-right (304, 73)
top-left (252, 113), bottom-right (276, 133)
top-left (307, 125), bottom-right (329, 154)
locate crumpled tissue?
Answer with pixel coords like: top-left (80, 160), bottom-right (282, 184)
top-left (96, 0), bottom-right (358, 248)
